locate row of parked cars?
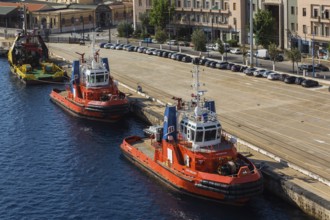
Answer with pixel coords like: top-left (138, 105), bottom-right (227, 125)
top-left (99, 42), bottom-right (321, 88)
top-left (99, 42), bottom-right (195, 62)
top-left (242, 67), bottom-right (319, 87)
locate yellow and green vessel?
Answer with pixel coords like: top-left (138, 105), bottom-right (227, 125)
top-left (7, 32), bottom-right (65, 84)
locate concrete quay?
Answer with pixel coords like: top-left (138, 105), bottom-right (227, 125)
top-left (48, 43), bottom-right (330, 220)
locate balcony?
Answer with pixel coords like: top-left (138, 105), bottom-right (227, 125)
top-left (175, 7), bottom-right (229, 14)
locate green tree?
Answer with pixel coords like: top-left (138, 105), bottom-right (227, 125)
top-left (139, 12), bottom-right (150, 36)
top-left (253, 9), bottom-right (275, 49)
top-left (285, 47), bottom-right (301, 74)
top-left (216, 38), bottom-right (225, 61)
top-left (191, 29), bottom-right (206, 52)
top-left (149, 0), bottom-right (175, 30)
top-left (155, 28), bottom-right (167, 44)
top-left (268, 43), bottom-right (280, 71)
top-left (117, 21), bottom-right (133, 38)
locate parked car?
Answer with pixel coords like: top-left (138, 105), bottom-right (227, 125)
top-left (279, 74), bottom-right (289, 81)
top-left (295, 77), bottom-right (305, 85)
top-left (137, 47), bottom-right (147, 53)
top-left (216, 62), bottom-right (228, 69)
top-left (244, 67), bottom-right (257, 76)
top-left (179, 41), bottom-right (190, 46)
top-left (167, 40), bottom-right (177, 45)
top-left (231, 64), bottom-right (241, 72)
top-left (284, 76), bottom-right (297, 84)
top-left (103, 43), bottom-right (114, 49)
top-left (253, 69), bottom-right (266, 77)
top-left (314, 64), bottom-right (329, 71)
top-left (199, 58), bottom-right (209, 65)
top-left (123, 44), bottom-right (132, 50)
top-left (182, 55), bottom-right (192, 63)
top-left (110, 43), bottom-right (119, 49)
top-left (230, 48), bottom-right (241, 54)
top-left (204, 60), bottom-right (214, 67)
top-left (239, 66), bottom-right (248, 72)
top-left (146, 48), bottom-right (156, 55)
top-left (275, 54), bottom-right (284, 62)
top-left (301, 79), bottom-right (319, 88)
top-left (226, 63), bottom-right (235, 70)
top-left (127, 46), bottom-right (135, 52)
top-left (209, 61), bottom-right (218, 68)
top-left (298, 64), bottom-right (313, 72)
top-left (99, 42), bottom-right (107, 48)
top-left (267, 72), bottom-right (281, 80)
top-left (115, 44), bottom-right (124, 50)
top-left (94, 27), bottom-right (103, 32)
top-left (262, 70), bottom-right (273, 78)
top-left (162, 51), bottom-right (170, 57)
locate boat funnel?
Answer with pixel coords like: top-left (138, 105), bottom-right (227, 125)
top-left (101, 57), bottom-right (110, 72)
top-left (163, 106), bottom-right (177, 141)
top-left (204, 100), bottom-right (216, 113)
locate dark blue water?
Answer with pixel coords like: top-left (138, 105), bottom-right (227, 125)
top-left (0, 58), bottom-right (312, 220)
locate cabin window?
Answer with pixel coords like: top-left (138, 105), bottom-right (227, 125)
top-left (204, 129), bottom-right (216, 141)
top-left (190, 129), bottom-right (195, 141)
top-left (96, 74), bottom-right (105, 83)
top-left (196, 130), bottom-right (203, 142)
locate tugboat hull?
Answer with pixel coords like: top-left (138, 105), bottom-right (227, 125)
top-left (50, 89), bottom-right (129, 122)
top-left (120, 136), bottom-right (263, 205)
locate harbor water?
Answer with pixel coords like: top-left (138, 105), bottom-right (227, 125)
top-left (0, 58), bottom-right (313, 219)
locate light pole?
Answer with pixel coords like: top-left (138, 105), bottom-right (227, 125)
top-left (312, 31), bottom-right (315, 77)
top-left (249, 0), bottom-right (254, 67)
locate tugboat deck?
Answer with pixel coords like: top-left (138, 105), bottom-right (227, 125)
top-left (132, 139), bottom-right (157, 159)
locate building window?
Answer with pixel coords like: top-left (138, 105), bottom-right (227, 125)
top-left (303, 25), bottom-right (307, 34)
top-left (253, 4), bottom-right (255, 11)
top-left (324, 10), bottom-right (329, 19)
top-left (314, 26), bottom-right (318, 35)
top-left (291, 23), bottom-right (295, 31)
top-left (139, 0), bottom-right (142, 7)
top-left (314, 9), bottom-right (318, 18)
top-left (233, 3), bottom-right (236, 11)
top-left (224, 2), bottom-right (228, 10)
top-left (325, 27), bottom-right (329, 37)
top-left (197, 1), bottom-right (200, 8)
top-left (291, 6), bottom-right (294, 15)
top-left (205, 2), bottom-right (209, 9)
top-left (178, 1), bottom-right (181, 7)
top-left (303, 8), bottom-right (306, 16)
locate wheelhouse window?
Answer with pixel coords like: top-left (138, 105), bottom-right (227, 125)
top-left (196, 128), bottom-right (203, 142)
top-left (190, 129), bottom-right (195, 141)
top-left (204, 129), bottom-right (216, 141)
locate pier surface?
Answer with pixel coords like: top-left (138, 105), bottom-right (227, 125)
top-left (48, 43), bottom-right (330, 219)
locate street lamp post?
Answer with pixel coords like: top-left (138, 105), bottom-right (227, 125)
top-left (249, 0), bottom-right (254, 67)
top-left (312, 31), bottom-right (315, 77)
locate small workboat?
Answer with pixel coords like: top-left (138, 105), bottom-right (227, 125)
top-left (7, 6), bottom-right (65, 84)
top-left (50, 42), bottom-right (129, 122)
top-left (120, 58), bottom-right (263, 205)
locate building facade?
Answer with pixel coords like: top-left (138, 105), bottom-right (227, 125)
top-left (133, 0), bottom-right (247, 45)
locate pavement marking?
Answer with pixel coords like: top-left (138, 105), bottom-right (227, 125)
top-left (314, 139), bottom-right (325, 144)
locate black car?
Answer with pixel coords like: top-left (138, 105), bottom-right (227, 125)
top-left (182, 55), bottom-right (192, 63)
top-left (295, 77), bottom-right (305, 85)
top-left (162, 51), bottom-right (170, 57)
top-left (209, 61), bottom-right (218, 68)
top-left (314, 64), bottom-right (329, 71)
top-left (284, 76), bottom-right (297, 84)
top-left (175, 54), bottom-right (185, 61)
top-left (226, 63), bottom-right (235, 70)
top-left (199, 59), bottom-right (209, 65)
top-left (239, 66), bottom-right (248, 72)
top-left (231, 64), bottom-right (241, 72)
top-left (301, 79), bottom-right (319, 88)
top-left (204, 60), bottom-right (213, 67)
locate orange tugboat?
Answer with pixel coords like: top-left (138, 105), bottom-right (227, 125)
top-left (50, 44), bottom-right (129, 122)
top-left (120, 58), bottom-right (263, 205)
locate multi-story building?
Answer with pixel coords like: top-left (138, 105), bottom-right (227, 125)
top-left (133, 0), bottom-right (248, 45)
top-left (295, 0), bottom-right (330, 58)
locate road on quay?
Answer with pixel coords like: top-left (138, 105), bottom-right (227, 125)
top-left (48, 43), bottom-right (330, 185)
